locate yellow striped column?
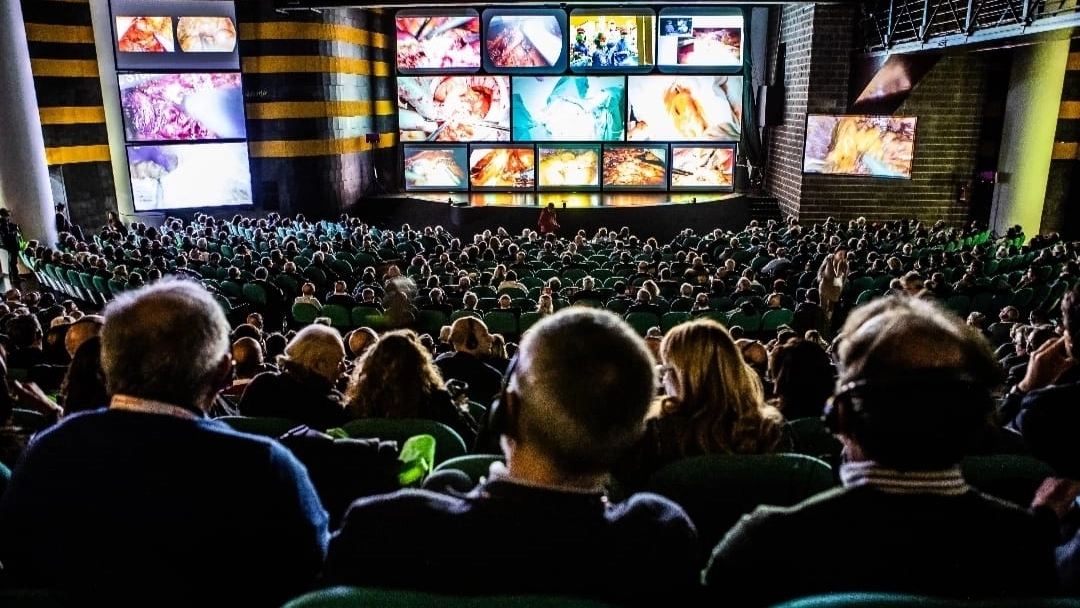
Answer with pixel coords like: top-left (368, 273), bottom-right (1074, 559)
top-left (1047, 39), bottom-right (1080, 238)
top-left (236, 2), bottom-right (396, 217)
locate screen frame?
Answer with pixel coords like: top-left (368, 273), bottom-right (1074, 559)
top-left (656, 7), bottom-right (743, 75)
top-left (402, 143), bottom-right (471, 192)
top-left (536, 144), bottom-right (602, 191)
top-left (668, 143), bottom-right (737, 192)
top-left (481, 8), bottom-right (569, 75)
top-left (601, 143), bottom-right (669, 191)
top-left (109, 0), bottom-right (240, 71)
top-left (395, 9), bottom-right (482, 74)
top-left (125, 141), bottom-right (254, 212)
top-left (567, 8), bottom-right (656, 75)
top-left (801, 114), bottom-right (918, 180)
top-left (467, 143), bottom-right (537, 191)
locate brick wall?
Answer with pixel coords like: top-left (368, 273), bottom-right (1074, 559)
top-left (765, 4), bottom-right (996, 227)
top-left (20, 0), bottom-right (116, 231)
top-left (237, 3), bottom-right (395, 219)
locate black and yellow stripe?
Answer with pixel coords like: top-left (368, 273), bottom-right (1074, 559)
top-left (1055, 42), bottom-right (1080, 161)
top-left (20, 0), bottom-right (111, 166)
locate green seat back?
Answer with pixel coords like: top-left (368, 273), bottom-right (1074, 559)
top-left (339, 418), bottom-right (467, 466)
top-left (282, 586), bottom-right (624, 608)
top-left (215, 415), bottom-right (304, 438)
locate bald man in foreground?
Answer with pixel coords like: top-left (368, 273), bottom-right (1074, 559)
top-left (320, 308), bottom-right (700, 606)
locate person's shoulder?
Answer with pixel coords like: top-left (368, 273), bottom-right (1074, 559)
top-left (611, 491), bottom-right (695, 529)
top-left (342, 488), bottom-right (466, 525)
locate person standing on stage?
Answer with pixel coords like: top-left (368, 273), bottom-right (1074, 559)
top-left (538, 202), bottom-right (560, 236)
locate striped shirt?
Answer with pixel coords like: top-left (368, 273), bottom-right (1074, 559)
top-left (840, 460), bottom-right (970, 496)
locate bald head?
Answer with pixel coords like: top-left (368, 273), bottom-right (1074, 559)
top-left (231, 337), bottom-right (264, 379)
top-left (65, 315), bottom-right (104, 358)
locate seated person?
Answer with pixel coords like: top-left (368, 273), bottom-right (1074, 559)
top-left (702, 295), bottom-right (1058, 607)
top-left (320, 308), bottom-right (700, 606)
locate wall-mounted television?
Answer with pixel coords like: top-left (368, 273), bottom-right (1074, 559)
top-left (469, 145), bottom-right (536, 190)
top-left (511, 76), bottom-right (626, 142)
top-left (602, 144), bottom-right (668, 190)
top-left (803, 114), bottom-right (917, 179)
top-left (397, 76), bottom-right (511, 142)
top-left (568, 9), bottom-right (655, 73)
top-left (111, 0), bottom-right (239, 70)
top-left (657, 8), bottom-right (743, 73)
top-left (537, 145), bottom-right (600, 190)
top-left (627, 75), bottom-right (742, 141)
top-left (669, 144), bottom-right (736, 190)
top-left (403, 144), bottom-right (469, 191)
top-left (127, 142), bottom-right (252, 211)
top-left (396, 10), bottom-right (481, 73)
top-left (482, 9), bottom-right (567, 74)
top-left (119, 72), bottom-right (246, 142)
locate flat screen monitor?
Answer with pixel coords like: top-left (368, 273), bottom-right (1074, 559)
top-left (568, 9), bottom-right (655, 73)
top-left (119, 72), bottom-right (246, 142)
top-left (482, 9), bottom-right (567, 74)
top-left (602, 144), bottom-right (668, 190)
top-left (111, 0), bottom-right (239, 70)
top-left (403, 144), bottom-right (469, 191)
top-left (396, 10), bottom-right (481, 73)
top-left (803, 114), bottom-right (917, 179)
top-left (469, 145), bottom-right (536, 190)
top-left (627, 75), bottom-right (742, 141)
top-left (511, 76), bottom-right (626, 142)
top-left (657, 8), bottom-right (743, 73)
top-left (537, 145), bottom-right (600, 190)
top-left (397, 76), bottom-right (511, 142)
top-left (669, 144), bottom-right (736, 190)
top-left (126, 142), bottom-right (253, 211)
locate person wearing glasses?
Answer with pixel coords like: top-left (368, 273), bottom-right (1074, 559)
top-left (702, 295), bottom-right (1057, 606)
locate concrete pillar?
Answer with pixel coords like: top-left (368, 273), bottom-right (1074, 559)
top-left (0, 0), bottom-right (59, 248)
top-left (991, 40), bottom-right (1070, 240)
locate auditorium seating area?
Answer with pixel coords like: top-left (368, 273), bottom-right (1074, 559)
top-left (2, 210), bottom-right (1080, 607)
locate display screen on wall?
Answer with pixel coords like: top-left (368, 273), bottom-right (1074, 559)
top-left (396, 10), bottom-right (482, 72)
top-left (626, 75), bottom-right (742, 141)
top-left (469, 145), bottom-right (536, 190)
top-left (602, 144), bottom-right (668, 190)
top-left (511, 76), bottom-right (626, 142)
top-left (656, 8), bottom-right (743, 73)
top-left (803, 115), bottom-right (917, 179)
top-left (397, 76), bottom-right (511, 142)
top-left (403, 144), bottom-right (470, 191)
top-left (482, 9), bottom-right (568, 73)
top-left (537, 145), bottom-right (601, 189)
top-left (111, 0), bottom-right (239, 70)
top-left (568, 9), bottom-right (655, 73)
top-left (669, 144), bottom-right (736, 190)
top-left (126, 142), bottom-right (253, 211)
top-left (119, 72), bottom-right (246, 141)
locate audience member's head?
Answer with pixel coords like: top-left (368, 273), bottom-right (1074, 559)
top-left (101, 280), bottom-right (231, 413)
top-left (501, 308), bottom-right (656, 478)
top-left (59, 336), bottom-right (107, 414)
top-left (449, 316), bottom-right (492, 356)
top-left (768, 338), bottom-right (835, 420)
top-left (278, 325), bottom-right (346, 386)
top-left (830, 296), bottom-right (1002, 470)
top-left (346, 327), bottom-right (379, 359)
top-left (64, 314), bottom-right (104, 358)
top-left (345, 329), bottom-right (443, 420)
top-left (231, 337), bottom-right (264, 381)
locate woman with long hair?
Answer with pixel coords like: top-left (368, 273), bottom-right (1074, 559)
top-left (616, 318), bottom-right (787, 488)
top-left (345, 330), bottom-right (478, 444)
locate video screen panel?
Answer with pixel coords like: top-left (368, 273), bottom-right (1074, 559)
top-left (627, 75), bottom-right (742, 141)
top-left (568, 9), bottom-right (655, 73)
top-left (657, 8), bottom-right (743, 73)
top-left (537, 145), bottom-right (601, 190)
top-left (127, 142), bottom-right (253, 211)
top-left (602, 145), bottom-right (668, 190)
top-left (111, 0), bottom-right (239, 70)
top-left (669, 144), bottom-right (736, 190)
top-left (396, 10), bottom-right (481, 73)
top-left (119, 72), bottom-right (246, 142)
top-left (469, 145), bottom-right (536, 190)
top-left (482, 9), bottom-right (567, 74)
top-left (397, 76), bottom-right (511, 142)
top-left (511, 76), bottom-right (626, 142)
top-left (803, 115), bottom-right (917, 179)
top-left (403, 144), bottom-right (469, 191)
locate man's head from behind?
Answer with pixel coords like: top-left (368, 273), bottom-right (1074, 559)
top-left (101, 279), bottom-right (231, 412)
top-left (64, 314), bottom-right (104, 358)
top-left (501, 308), bottom-right (656, 478)
top-left (449, 316), bottom-right (492, 356)
top-left (829, 296), bottom-right (1001, 470)
top-left (278, 325), bottom-right (346, 385)
top-left (231, 336), bottom-right (264, 380)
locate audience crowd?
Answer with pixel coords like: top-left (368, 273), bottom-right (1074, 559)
top-left (0, 210), bottom-right (1079, 606)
